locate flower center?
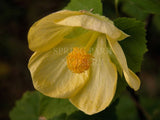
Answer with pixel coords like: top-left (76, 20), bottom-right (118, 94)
top-left (67, 47), bottom-right (93, 73)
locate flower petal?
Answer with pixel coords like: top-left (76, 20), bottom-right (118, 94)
top-left (28, 50), bottom-right (89, 98)
top-left (70, 35), bottom-right (117, 114)
top-left (28, 31), bottom-right (99, 98)
top-left (28, 23), bottom-right (72, 52)
top-left (107, 39), bottom-right (140, 90)
top-left (124, 69), bottom-right (141, 91)
top-left (57, 13), bottom-right (129, 41)
top-left (59, 29), bottom-right (99, 49)
top-left (28, 10), bottom-right (83, 52)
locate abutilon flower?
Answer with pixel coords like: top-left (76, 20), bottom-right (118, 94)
top-left (28, 10), bottom-right (140, 114)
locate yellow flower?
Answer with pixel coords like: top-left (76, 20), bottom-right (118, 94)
top-left (28, 10), bottom-right (140, 114)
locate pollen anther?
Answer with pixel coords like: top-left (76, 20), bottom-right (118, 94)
top-left (67, 47), bottom-right (93, 73)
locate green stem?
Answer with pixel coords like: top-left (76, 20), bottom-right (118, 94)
top-left (115, 0), bottom-right (119, 17)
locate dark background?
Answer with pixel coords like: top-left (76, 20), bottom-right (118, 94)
top-left (0, 0), bottom-right (160, 120)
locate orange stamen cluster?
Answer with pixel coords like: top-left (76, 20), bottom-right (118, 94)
top-left (67, 48), bottom-right (93, 73)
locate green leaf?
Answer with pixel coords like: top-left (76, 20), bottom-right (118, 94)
top-left (39, 94), bottom-right (77, 119)
top-left (114, 17), bottom-right (147, 72)
top-left (131, 0), bottom-right (160, 15)
top-left (64, 0), bottom-right (102, 14)
top-left (112, 18), bottom-right (147, 101)
top-left (9, 91), bottom-right (77, 120)
top-left (49, 113), bottom-right (67, 120)
top-left (9, 91), bottom-right (41, 120)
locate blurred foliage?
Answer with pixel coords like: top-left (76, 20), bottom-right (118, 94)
top-left (116, 93), bottom-right (160, 120)
top-left (0, 0), bottom-right (160, 120)
top-left (116, 94), bottom-right (139, 120)
top-left (129, 0), bottom-right (160, 15)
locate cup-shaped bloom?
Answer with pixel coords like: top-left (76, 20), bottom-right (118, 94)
top-left (28, 10), bottom-right (140, 115)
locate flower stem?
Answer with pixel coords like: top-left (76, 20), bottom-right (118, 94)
top-left (115, 0), bottom-right (119, 17)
